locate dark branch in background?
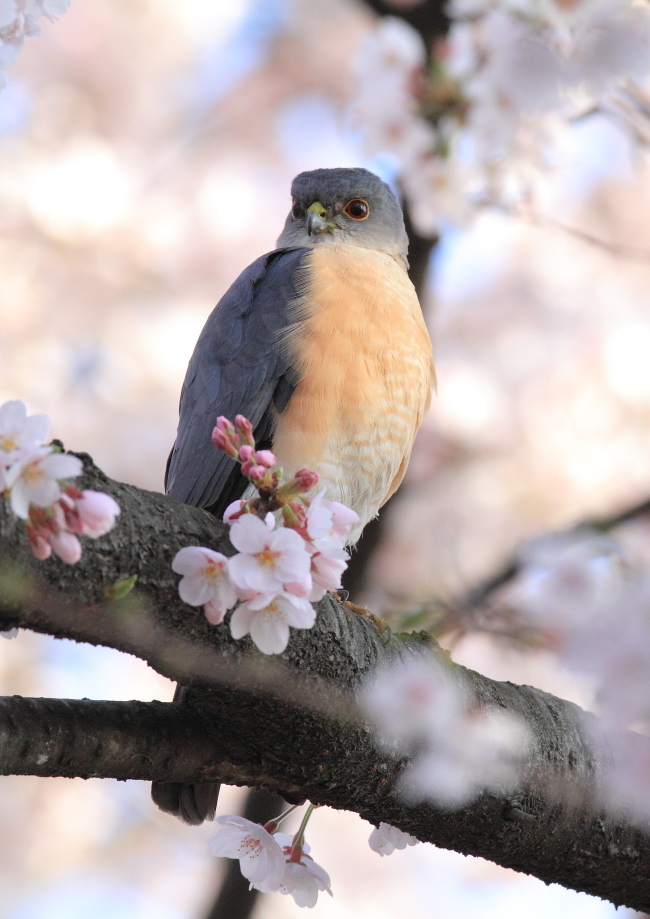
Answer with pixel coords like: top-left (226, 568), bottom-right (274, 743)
top-left (358, 0), bottom-right (450, 48)
top-left (344, 0), bottom-right (449, 600)
top-left (453, 494), bottom-right (650, 622)
top-left (2, 456), bottom-right (650, 911)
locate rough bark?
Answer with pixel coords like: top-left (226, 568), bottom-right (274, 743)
top-left (1, 453), bottom-right (649, 911)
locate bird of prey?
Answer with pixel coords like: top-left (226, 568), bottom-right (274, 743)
top-left (151, 166), bottom-right (435, 824)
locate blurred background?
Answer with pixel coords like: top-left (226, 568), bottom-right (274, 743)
top-left (0, 0), bottom-right (649, 915)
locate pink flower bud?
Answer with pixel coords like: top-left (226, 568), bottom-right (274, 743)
top-left (234, 415), bottom-right (255, 447)
top-left (238, 445), bottom-right (254, 463)
top-left (76, 490), bottom-right (121, 538)
top-left (27, 529), bottom-right (52, 560)
top-left (215, 416), bottom-right (235, 437)
top-left (294, 468), bottom-right (320, 491)
top-left (254, 450), bottom-right (277, 469)
top-left (211, 427), bottom-right (238, 458)
top-left (247, 465), bottom-right (267, 482)
top-left (49, 530), bottom-right (82, 564)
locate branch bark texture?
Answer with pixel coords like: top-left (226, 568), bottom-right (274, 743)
top-left (0, 454), bottom-right (649, 911)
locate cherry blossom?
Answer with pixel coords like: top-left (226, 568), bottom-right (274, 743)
top-left (5, 447), bottom-right (82, 519)
top-left (0, 0), bottom-right (70, 83)
top-left (228, 513), bottom-right (312, 597)
top-left (171, 546), bottom-right (238, 624)
top-left (263, 857), bottom-right (332, 908)
top-left (229, 592), bottom-right (316, 655)
top-left (210, 816), bottom-right (286, 888)
top-left (253, 832), bottom-right (333, 908)
top-left (368, 822), bottom-right (419, 856)
top-left (0, 400), bottom-right (49, 467)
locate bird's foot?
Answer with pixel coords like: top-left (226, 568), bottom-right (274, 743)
top-left (335, 592), bottom-right (391, 640)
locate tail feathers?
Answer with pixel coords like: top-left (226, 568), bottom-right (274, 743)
top-left (151, 780), bottom-right (220, 826)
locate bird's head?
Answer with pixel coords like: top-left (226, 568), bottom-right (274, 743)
top-left (276, 167), bottom-right (409, 269)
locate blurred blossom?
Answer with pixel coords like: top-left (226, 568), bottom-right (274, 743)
top-left (359, 655), bottom-right (530, 808)
top-left (26, 139), bottom-right (133, 241)
top-left (508, 532), bottom-right (650, 822)
top-left (0, 0), bottom-right (69, 84)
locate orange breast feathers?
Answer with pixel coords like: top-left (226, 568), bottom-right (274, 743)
top-left (273, 244), bottom-right (435, 543)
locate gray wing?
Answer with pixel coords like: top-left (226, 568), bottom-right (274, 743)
top-left (165, 247), bottom-right (307, 515)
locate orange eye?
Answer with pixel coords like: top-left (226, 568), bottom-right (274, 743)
top-left (344, 198), bottom-right (370, 220)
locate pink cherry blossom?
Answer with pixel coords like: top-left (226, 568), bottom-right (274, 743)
top-left (74, 490), bottom-right (121, 538)
top-left (172, 546), bottom-right (238, 620)
top-left (306, 492), bottom-right (359, 546)
top-left (6, 446), bottom-right (82, 519)
top-left (368, 822), bottom-right (419, 856)
top-left (309, 551), bottom-right (348, 602)
top-left (229, 592), bottom-right (316, 655)
top-left (228, 513), bottom-right (312, 596)
top-left (210, 816), bottom-right (286, 888)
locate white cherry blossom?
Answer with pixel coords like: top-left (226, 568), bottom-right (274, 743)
top-left (229, 592), bottom-right (316, 655)
top-left (368, 822), bottom-right (419, 856)
top-left (228, 513), bottom-right (312, 596)
top-left (210, 816), bottom-right (286, 888)
top-left (254, 833), bottom-right (333, 908)
top-left (0, 399), bottom-right (49, 467)
top-left (5, 446), bottom-right (82, 519)
top-left (172, 546), bottom-right (238, 622)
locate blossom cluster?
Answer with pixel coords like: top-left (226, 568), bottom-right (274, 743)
top-left (0, 0), bottom-right (70, 88)
top-left (351, 0), bottom-right (650, 233)
top-left (210, 815), bottom-right (332, 909)
top-left (505, 531), bottom-right (650, 823)
top-left (358, 653), bottom-right (530, 808)
top-left (0, 399), bottom-right (120, 564)
top-left (173, 415), bottom-right (359, 655)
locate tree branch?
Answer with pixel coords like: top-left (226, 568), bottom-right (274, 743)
top-left (1, 453), bottom-right (649, 911)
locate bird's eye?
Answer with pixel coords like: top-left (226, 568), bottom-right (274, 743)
top-left (344, 199), bottom-right (370, 221)
top-left (291, 200), bottom-right (305, 220)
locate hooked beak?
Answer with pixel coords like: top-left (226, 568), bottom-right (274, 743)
top-left (306, 201), bottom-right (331, 236)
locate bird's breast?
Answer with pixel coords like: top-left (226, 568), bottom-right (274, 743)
top-left (272, 245), bottom-right (434, 542)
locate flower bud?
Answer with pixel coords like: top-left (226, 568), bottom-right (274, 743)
top-left (27, 528), bottom-right (52, 560)
top-left (238, 445), bottom-right (254, 463)
top-left (234, 415), bottom-right (255, 447)
top-left (211, 426), bottom-right (238, 458)
top-left (254, 450), bottom-right (277, 469)
top-left (76, 490), bottom-right (121, 538)
top-left (49, 530), bottom-right (82, 564)
top-left (294, 468), bottom-right (320, 491)
top-left (247, 465), bottom-right (267, 482)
